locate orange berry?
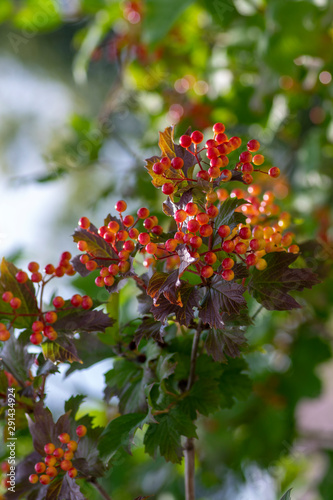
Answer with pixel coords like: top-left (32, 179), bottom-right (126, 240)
top-left (39, 475), bottom-right (51, 485)
top-left (67, 440), bottom-right (78, 452)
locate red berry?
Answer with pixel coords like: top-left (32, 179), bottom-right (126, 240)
top-left (152, 162), bottom-right (165, 175)
top-left (190, 236), bottom-right (202, 248)
top-left (246, 254), bottom-right (258, 266)
top-left (174, 210), bottom-right (187, 223)
top-left (201, 265), bottom-right (214, 278)
top-left (2, 291), bottom-right (13, 303)
top-left (239, 151), bottom-right (252, 163)
top-left (77, 240), bottom-right (88, 252)
top-left (247, 139), bottom-right (260, 152)
top-left (58, 433), bottom-right (70, 444)
top-left (222, 240), bottom-right (235, 253)
top-left (0, 329), bottom-right (10, 341)
top-left (79, 217), bottom-right (90, 229)
top-left (143, 217), bottom-right (155, 230)
top-left (268, 167), bottom-right (280, 178)
top-left (239, 227), bottom-right (251, 240)
top-left (53, 296), bottom-right (65, 309)
top-left (104, 276), bottom-right (115, 287)
top-left (179, 135), bottom-right (192, 148)
top-left (10, 297), bottom-right (21, 309)
top-left (250, 239), bottom-right (261, 251)
top-left (215, 132), bottom-right (228, 144)
top-left (222, 269), bottom-right (234, 281)
top-left (145, 242), bottom-right (157, 255)
top-left (44, 311), bottom-right (57, 324)
top-left (28, 261), bottom-right (39, 273)
top-left (32, 321), bottom-right (44, 333)
top-left (68, 467), bottom-right (78, 478)
top-left (235, 242), bottom-right (247, 254)
top-left (229, 136), bottom-right (242, 149)
top-left (191, 130), bottom-right (204, 144)
top-left (71, 294), bottom-right (82, 307)
top-left (44, 264), bottom-right (55, 274)
top-left (39, 475), bottom-right (51, 485)
top-left (76, 425), bottom-right (87, 437)
top-left (204, 252), bottom-right (217, 265)
top-left (162, 183), bottom-right (174, 195)
top-left (185, 203), bottom-right (198, 216)
top-left (288, 244), bottom-right (299, 254)
top-left (151, 225), bottom-right (163, 236)
top-left (129, 228), bottom-right (139, 239)
top-left (115, 200), bottom-right (127, 212)
top-left (206, 205), bottom-right (219, 219)
top-left (208, 166), bottom-right (220, 179)
top-left (67, 440), bottom-right (78, 452)
top-left (44, 326), bottom-right (57, 341)
top-left (30, 332), bottom-right (43, 345)
top-left (107, 221), bottom-right (120, 233)
top-left (165, 239), bottom-right (178, 252)
top-left (171, 157), bottom-right (184, 170)
top-left (196, 170), bottom-right (210, 181)
top-left (241, 162), bottom-right (254, 174)
top-left (53, 448), bottom-right (64, 459)
top-left (46, 466), bottom-right (58, 478)
top-left (15, 271), bottom-right (28, 283)
top-left (213, 122), bottom-right (225, 134)
top-left (160, 157), bottom-right (171, 168)
top-left (119, 261), bottom-right (130, 273)
top-left (116, 230), bottom-right (128, 241)
top-left (196, 212), bottom-right (209, 225)
top-left (108, 264), bottom-right (120, 276)
top-left (206, 147), bottom-right (219, 159)
top-left (138, 233), bottom-right (150, 245)
top-left (187, 219), bottom-right (200, 233)
top-left (137, 207), bottom-right (150, 219)
top-left (199, 224), bottom-right (213, 237)
top-left (44, 443), bottom-right (55, 455)
top-left (45, 455), bottom-right (57, 467)
top-left (29, 474), bottom-right (38, 484)
top-left (123, 215), bottom-right (134, 227)
top-left (222, 258), bottom-right (234, 269)
top-left (31, 272), bottom-right (42, 283)
top-left (253, 154), bottom-right (264, 165)
top-left (242, 173), bottom-right (253, 185)
top-left (217, 225), bottom-right (231, 238)
top-left (64, 451), bottom-right (74, 461)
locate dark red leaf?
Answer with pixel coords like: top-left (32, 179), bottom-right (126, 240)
top-left (134, 316), bottom-right (166, 346)
top-left (151, 282), bottom-right (199, 326)
top-left (205, 328), bottom-right (247, 363)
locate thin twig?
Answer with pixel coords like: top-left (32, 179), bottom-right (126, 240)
top-left (90, 480), bottom-right (113, 500)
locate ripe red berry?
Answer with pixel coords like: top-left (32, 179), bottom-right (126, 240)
top-left (28, 261), bottom-right (39, 273)
top-left (239, 227), bottom-right (251, 240)
top-left (145, 242), bottom-right (157, 255)
top-left (229, 136), bottom-right (242, 149)
top-left (138, 233), bottom-right (150, 246)
top-left (76, 425), bottom-right (87, 437)
top-left (53, 448), bottom-right (64, 459)
top-left (235, 242), bottom-right (247, 254)
top-left (53, 296), bottom-right (65, 309)
top-left (241, 162), bottom-right (254, 174)
top-left (206, 147), bottom-right (219, 159)
top-left (32, 321), bottom-right (44, 333)
top-left (162, 183), bottom-right (174, 195)
top-left (29, 474), bottom-right (39, 484)
top-left (119, 261), bottom-right (130, 273)
top-left (204, 252), bottom-right (217, 265)
top-left (222, 240), bottom-right (235, 253)
top-left (10, 297), bottom-right (21, 309)
top-left (179, 135), bottom-right (192, 148)
top-left (143, 217), bottom-right (155, 230)
top-left (249, 239), bottom-right (261, 251)
top-left (0, 329), bottom-right (10, 341)
top-left (77, 240), bottom-right (88, 252)
top-left (222, 269), bottom-right (234, 281)
top-left (46, 466), bottom-right (58, 478)
top-left (268, 167), bottom-right (280, 178)
top-left (199, 224), bottom-right (213, 237)
top-left (215, 132), bottom-right (228, 144)
top-left (67, 440), bottom-right (78, 452)
top-left (108, 264), bottom-right (120, 275)
top-left (190, 236), bottom-right (202, 248)
top-left (129, 228), bottom-right (139, 239)
top-left (44, 311), bottom-right (57, 324)
top-left (115, 200), bottom-right (127, 212)
top-left (151, 225), bottom-right (163, 236)
top-left (44, 443), bottom-right (55, 455)
top-left (196, 212), bottom-right (209, 225)
top-left (71, 294), bottom-right (82, 307)
top-left (239, 151), bottom-right (252, 163)
top-left (201, 265), bottom-right (214, 279)
top-left (217, 225), bottom-right (231, 238)
top-left (152, 162), bottom-right (165, 175)
top-left (247, 139), bottom-right (260, 152)
top-left (44, 264), bottom-right (55, 275)
top-left (64, 451), bottom-right (74, 461)
top-left (208, 166), bottom-right (220, 179)
top-left (288, 244), bottom-right (300, 254)
top-left (206, 205), bottom-right (219, 218)
top-left (210, 157), bottom-right (222, 169)
top-left (58, 433), bottom-right (70, 444)
top-left (220, 169), bottom-right (232, 182)
top-left (123, 215), bottom-right (135, 227)
top-left (213, 122), bottom-right (225, 134)
top-left (68, 467), bottom-right (78, 478)
top-left (187, 219), bottom-right (200, 233)
top-left (39, 474), bottom-right (51, 485)
top-left (30, 332), bottom-right (43, 345)
top-left (205, 139), bottom-right (217, 148)
top-left (253, 154), bottom-right (264, 165)
top-left (185, 203), bottom-right (198, 216)
top-left (137, 207), bottom-right (150, 219)
top-left (44, 326), bottom-right (57, 341)
top-left (246, 254), bottom-right (258, 266)
top-left (15, 271), bottom-right (28, 283)
top-left (165, 239), bottom-right (177, 252)
top-left (171, 157), bottom-right (184, 170)
top-left (45, 455), bottom-right (57, 467)
top-left (174, 210), bottom-right (187, 223)
top-left (160, 156), bottom-right (171, 168)
top-left (196, 170), bottom-right (210, 181)
top-left (31, 272), bottom-right (42, 283)
top-left (222, 258), bottom-right (234, 269)
top-left (116, 230), bottom-right (128, 241)
top-left (79, 217), bottom-right (90, 229)
top-left (256, 258), bottom-right (267, 270)
top-left (104, 275), bottom-right (115, 287)
top-left (242, 173), bottom-right (253, 185)
top-left (191, 130), bottom-right (204, 144)
top-left (2, 291), bottom-right (13, 303)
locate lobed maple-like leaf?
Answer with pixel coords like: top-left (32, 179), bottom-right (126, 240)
top-left (248, 252), bottom-right (321, 310)
top-left (205, 328), bottom-right (247, 363)
top-left (151, 282), bottom-right (199, 326)
top-left (134, 316), bottom-right (166, 346)
top-left (42, 337), bottom-right (82, 364)
top-left (0, 335), bottom-right (35, 386)
top-left (147, 270), bottom-right (181, 305)
top-left (72, 224), bottom-right (117, 260)
top-left (65, 332), bottom-right (115, 376)
top-left (53, 307), bottom-right (114, 334)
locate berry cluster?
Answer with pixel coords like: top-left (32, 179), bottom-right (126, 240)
top-left (0, 253), bottom-right (93, 344)
top-left (28, 426), bottom-right (87, 486)
top-left (75, 124), bottom-right (297, 287)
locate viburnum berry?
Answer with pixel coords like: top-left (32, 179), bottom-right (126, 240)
top-left (206, 147), bottom-right (219, 160)
top-left (174, 231), bottom-right (184, 242)
top-left (190, 236), bottom-right (202, 248)
top-left (32, 320), bottom-right (44, 333)
top-left (183, 233), bottom-right (194, 244)
top-left (71, 294), bottom-right (82, 307)
top-left (79, 216), bottom-right (90, 229)
top-left (116, 230), bottom-right (128, 241)
top-left (46, 466), bottom-right (58, 478)
top-left (187, 219), bottom-right (200, 233)
top-left (222, 258), bottom-right (234, 269)
top-left (138, 233), bottom-right (150, 245)
top-left (145, 242), bottom-right (157, 254)
top-left (0, 329), bottom-right (10, 341)
top-left (206, 191), bottom-right (218, 203)
top-left (104, 275), bottom-right (115, 286)
top-left (241, 162), bottom-right (254, 174)
top-left (28, 261), bottom-right (39, 273)
top-left (35, 461), bottom-right (46, 473)
top-left (174, 210), bottom-right (187, 223)
top-left (44, 443), bottom-right (55, 455)
top-left (68, 467), bottom-right (78, 478)
top-left (15, 270), bottom-right (28, 283)
top-left (152, 162), bottom-right (165, 175)
top-left (151, 225), bottom-right (163, 236)
top-left (246, 254), bottom-right (258, 266)
top-left (288, 244), bottom-right (300, 254)
top-left (229, 136), bottom-right (242, 149)
top-left (44, 326), bottom-right (57, 341)
top-left (115, 200), bottom-right (127, 212)
top-left (77, 240), bottom-right (88, 252)
top-left (160, 156), bottom-right (171, 168)
top-left (29, 474), bottom-right (39, 484)
top-left (45, 455), bottom-right (57, 467)
top-left (179, 135), bottom-right (192, 148)
top-left (206, 139), bottom-right (217, 148)
top-left (247, 139), bottom-right (260, 152)
top-left (162, 183), bottom-right (174, 195)
top-left (282, 233), bottom-right (293, 247)
top-left (218, 225), bottom-right (231, 238)
top-left (199, 224), bottom-right (213, 237)
top-left (213, 122), bottom-right (225, 134)
top-left (204, 252), bottom-right (217, 265)
top-left (76, 425), bottom-right (87, 437)
top-left (108, 264), bottom-right (120, 275)
top-left (268, 166), bottom-right (280, 178)
top-left (256, 258), bottom-right (267, 270)
top-left (215, 132), bottom-right (228, 145)
top-left (100, 267), bottom-right (110, 278)
top-left (239, 227), bottom-right (251, 240)
top-left (123, 215), bottom-right (135, 227)
top-left (208, 166), bottom-right (220, 179)
top-left (239, 151), bottom-right (252, 163)
top-left (2, 291), bottom-right (13, 303)
top-left (67, 440), bottom-right (78, 452)
top-left (129, 227), bottom-right (139, 239)
top-left (206, 205), bottom-right (219, 218)
top-left (137, 207), bottom-right (150, 219)
top-left (217, 188), bottom-right (229, 201)
top-left (10, 297), bottom-right (21, 309)
top-left (53, 448), bottom-right (64, 459)
top-left (39, 475), bottom-right (51, 485)
top-left (222, 240), bottom-right (235, 253)
top-left (249, 239), bottom-right (261, 251)
top-left (53, 296), bottom-right (65, 309)
top-left (235, 242), bottom-right (248, 254)
top-left (222, 269), bottom-right (234, 281)
top-left (165, 239), bottom-right (178, 252)
top-left (30, 332), bottom-right (43, 344)
top-left (201, 265), bottom-right (214, 279)
top-left (196, 170), bottom-right (210, 181)
top-left (44, 311), bottom-right (57, 324)
top-left (253, 154), bottom-right (264, 165)
top-left (143, 217), bottom-right (155, 230)
top-left (107, 221), bottom-right (120, 233)
top-left (44, 264), bottom-right (55, 274)
top-left (58, 433), bottom-right (70, 444)
top-left (210, 157), bottom-right (222, 168)
top-left (220, 169), bottom-right (232, 182)
top-left (30, 272), bottom-right (42, 283)
top-left (64, 450), bottom-right (74, 461)
top-left (191, 130), bottom-right (204, 144)
top-left (171, 157), bottom-right (184, 170)
top-left (118, 250), bottom-right (130, 260)
top-left (119, 261), bottom-right (130, 273)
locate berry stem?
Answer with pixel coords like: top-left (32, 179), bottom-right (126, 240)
top-left (89, 479), bottom-right (113, 500)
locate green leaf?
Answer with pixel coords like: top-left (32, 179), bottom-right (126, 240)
top-left (248, 252), bottom-right (320, 310)
top-left (144, 407), bottom-right (197, 463)
top-left (0, 258), bottom-right (39, 328)
top-left (179, 378), bottom-right (222, 420)
top-left (98, 413), bottom-right (146, 463)
top-left (42, 338), bottom-right (82, 364)
top-left (214, 197), bottom-right (247, 242)
top-left (64, 395), bottom-right (86, 419)
top-left (280, 489), bottom-right (292, 500)
top-left (0, 335), bottom-right (35, 386)
top-left (103, 293), bottom-right (120, 345)
top-left (65, 332), bottom-right (115, 377)
top-left (219, 358), bottom-right (252, 408)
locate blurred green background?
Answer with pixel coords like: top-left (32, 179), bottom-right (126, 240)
top-left (0, 0), bottom-right (333, 499)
